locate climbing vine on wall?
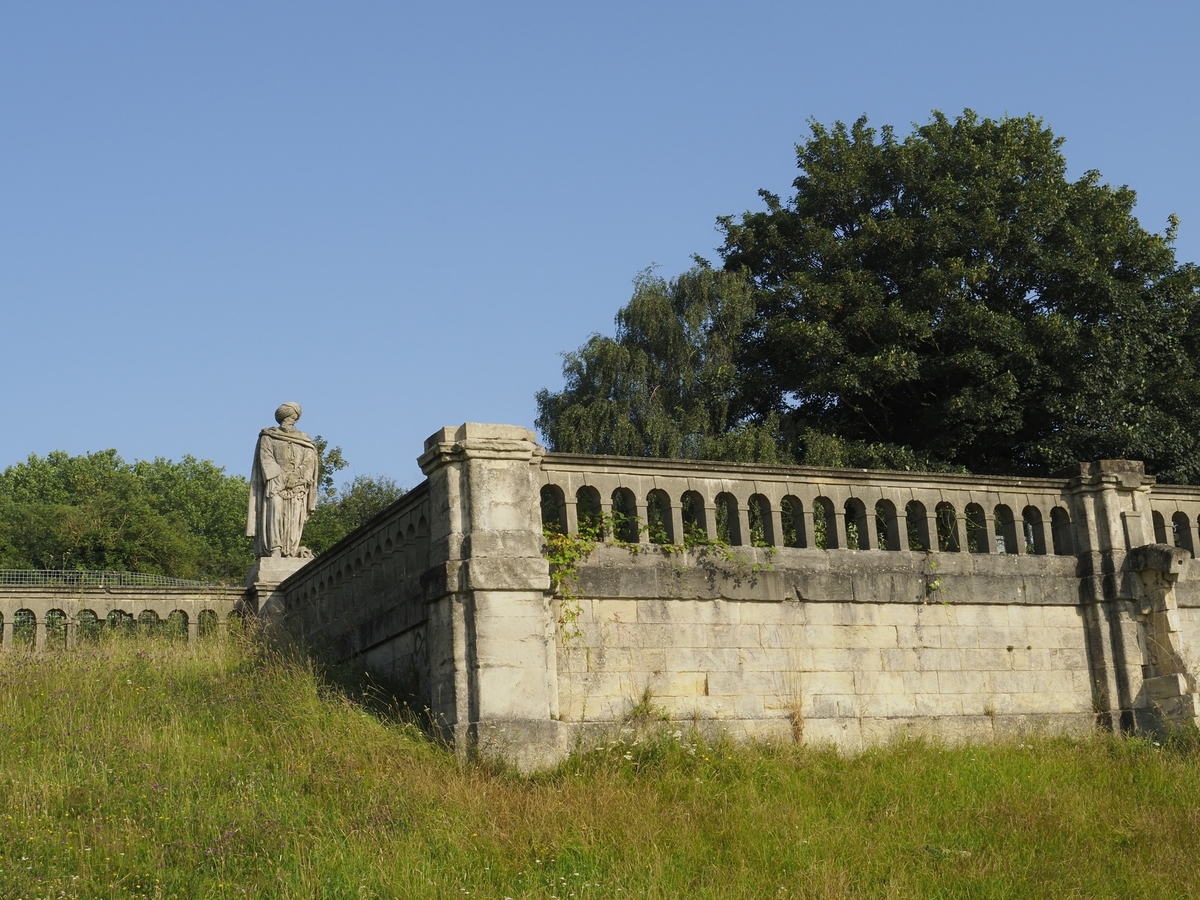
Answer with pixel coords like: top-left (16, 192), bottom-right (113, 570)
top-left (543, 507), bottom-right (778, 647)
top-left (542, 521), bottom-right (600, 646)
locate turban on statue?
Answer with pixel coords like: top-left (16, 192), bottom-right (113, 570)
top-left (275, 402), bottom-right (303, 425)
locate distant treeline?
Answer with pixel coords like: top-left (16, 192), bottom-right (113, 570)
top-left (0, 449), bottom-right (403, 582)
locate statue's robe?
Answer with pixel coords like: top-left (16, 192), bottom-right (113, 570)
top-left (246, 427), bottom-right (319, 558)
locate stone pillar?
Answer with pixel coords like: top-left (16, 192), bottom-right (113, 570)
top-left (1067, 460), bottom-right (1161, 732)
top-left (2, 619), bottom-right (12, 650)
top-left (1121, 544), bottom-right (1199, 732)
top-left (767, 504), bottom-right (783, 548)
top-left (801, 506), bottom-right (819, 550)
top-left (635, 498), bottom-right (652, 545)
top-left (703, 502), bottom-right (719, 543)
top-left (734, 505), bottom-right (751, 547)
top-left (35, 619), bottom-right (46, 653)
top-left (418, 423), bottom-right (559, 771)
top-left (669, 502), bottom-right (685, 546)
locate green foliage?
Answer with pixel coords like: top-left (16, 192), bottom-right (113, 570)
top-left (304, 474), bottom-right (407, 555)
top-left (813, 503), bottom-right (828, 550)
top-left (0, 450), bottom-right (252, 580)
top-left (722, 109), bottom-right (1200, 478)
top-left (645, 492), bottom-right (671, 545)
top-left (539, 110), bottom-right (1200, 480)
top-left (542, 524), bottom-right (599, 644)
top-left (6, 636), bottom-right (1200, 898)
top-left (312, 435), bottom-right (348, 499)
top-left (535, 266), bottom-right (789, 463)
top-left (0, 439), bottom-right (401, 576)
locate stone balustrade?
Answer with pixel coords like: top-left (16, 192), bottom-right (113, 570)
top-left (1147, 483), bottom-right (1200, 555)
top-left (539, 453), bottom-right (1076, 556)
top-left (270, 429), bottom-right (1200, 766)
top-left (278, 482), bottom-right (433, 656)
top-left (0, 584), bottom-right (243, 649)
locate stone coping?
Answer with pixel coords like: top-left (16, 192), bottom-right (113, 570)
top-left (540, 452), bottom-right (1069, 489)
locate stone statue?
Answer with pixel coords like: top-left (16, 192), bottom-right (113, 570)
top-left (246, 402), bottom-right (319, 559)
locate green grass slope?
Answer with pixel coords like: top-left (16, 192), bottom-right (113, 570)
top-left (2, 634), bottom-right (1200, 899)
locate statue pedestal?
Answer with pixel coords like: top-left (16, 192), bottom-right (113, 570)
top-left (246, 556), bottom-right (311, 630)
top-left (247, 556), bottom-right (310, 587)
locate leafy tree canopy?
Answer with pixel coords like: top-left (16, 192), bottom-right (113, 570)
top-left (539, 110), bottom-right (1200, 480)
top-left (304, 474), bottom-right (407, 555)
top-left (0, 450), bottom-right (252, 580)
top-left (0, 437), bottom-right (402, 578)
top-left (535, 266), bottom-right (787, 463)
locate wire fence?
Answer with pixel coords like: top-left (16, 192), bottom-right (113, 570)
top-left (0, 569), bottom-right (217, 588)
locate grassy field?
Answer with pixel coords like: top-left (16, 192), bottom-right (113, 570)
top-left (2, 633), bottom-right (1200, 899)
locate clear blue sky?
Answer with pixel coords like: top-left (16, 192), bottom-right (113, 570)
top-left (2, 2), bottom-right (1197, 488)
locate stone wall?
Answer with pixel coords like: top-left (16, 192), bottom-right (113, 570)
top-left (0, 583), bottom-right (243, 648)
top-left (278, 425), bottom-right (558, 769)
top-left (271, 423), bottom-right (1200, 768)
top-left (561, 546), bottom-right (1095, 751)
top-left (276, 481), bottom-right (434, 689)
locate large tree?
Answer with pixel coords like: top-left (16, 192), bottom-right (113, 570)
top-left (539, 111), bottom-right (1200, 479)
top-left (535, 266), bottom-right (786, 462)
top-left (724, 110), bottom-right (1200, 478)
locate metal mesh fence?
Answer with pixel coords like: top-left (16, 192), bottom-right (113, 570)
top-left (0, 569), bottom-right (216, 588)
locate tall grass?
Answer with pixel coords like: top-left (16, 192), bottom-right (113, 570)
top-left (2, 631), bottom-right (1200, 898)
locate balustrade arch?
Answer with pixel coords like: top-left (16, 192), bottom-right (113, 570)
top-left (167, 610), bottom-right (189, 641)
top-left (76, 609), bottom-right (101, 641)
top-left (681, 491), bottom-right (708, 543)
top-left (844, 498), bottom-right (871, 550)
top-left (1051, 507), bottom-right (1073, 555)
top-left (199, 609), bottom-right (219, 638)
top-left (780, 496), bottom-right (805, 548)
top-left (44, 609), bottom-right (67, 650)
top-left (1023, 507), bottom-right (1047, 555)
top-left (935, 503), bottom-right (960, 553)
top-left (611, 488), bottom-right (639, 543)
top-left (107, 610), bottom-right (135, 633)
top-left (874, 500), bottom-right (900, 551)
top-left (995, 505), bottom-right (1019, 555)
top-left (715, 493), bottom-right (741, 545)
top-left (905, 501), bottom-right (930, 551)
top-left (576, 486), bottom-right (603, 537)
top-left (646, 489), bottom-right (673, 544)
top-left (138, 610), bottom-right (163, 635)
top-left (813, 497), bottom-right (838, 550)
top-left (1172, 512), bottom-right (1195, 555)
top-left (13, 609), bottom-right (35, 647)
top-left (964, 503), bottom-right (989, 553)
top-left (1153, 510), bottom-right (1169, 544)
top-left (748, 494), bottom-right (773, 547)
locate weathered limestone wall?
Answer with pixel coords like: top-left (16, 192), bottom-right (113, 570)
top-left (278, 482), bottom-right (435, 702)
top-left (1175, 606), bottom-right (1200, 678)
top-left (559, 547), bottom-right (1092, 751)
top-left (278, 424), bottom-right (560, 769)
